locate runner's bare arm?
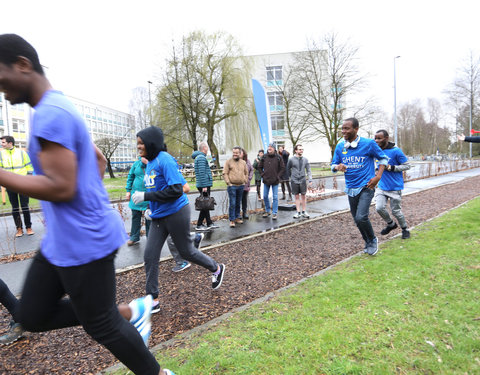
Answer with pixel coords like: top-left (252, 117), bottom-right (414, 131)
top-left (0, 139), bottom-right (77, 202)
top-left (94, 144), bottom-right (107, 179)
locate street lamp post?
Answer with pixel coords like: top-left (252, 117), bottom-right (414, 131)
top-left (394, 56), bottom-right (401, 147)
top-left (147, 80), bottom-right (153, 126)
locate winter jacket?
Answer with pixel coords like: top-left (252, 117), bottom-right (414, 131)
top-left (253, 156), bottom-right (262, 181)
top-left (279, 150), bottom-right (290, 180)
top-left (258, 152), bottom-right (285, 185)
top-left (243, 159), bottom-right (254, 191)
top-left (126, 157), bottom-right (149, 211)
top-left (223, 158), bottom-right (248, 186)
top-left (192, 150), bottom-right (213, 188)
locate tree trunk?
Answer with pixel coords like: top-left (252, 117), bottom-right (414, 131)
top-left (106, 159), bottom-right (116, 179)
top-left (206, 125), bottom-right (220, 168)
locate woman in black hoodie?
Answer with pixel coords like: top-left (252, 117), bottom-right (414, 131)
top-left (131, 127), bottom-right (226, 312)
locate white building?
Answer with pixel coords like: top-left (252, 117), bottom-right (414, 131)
top-left (0, 93), bottom-right (136, 168)
top-left (223, 52), bottom-right (334, 164)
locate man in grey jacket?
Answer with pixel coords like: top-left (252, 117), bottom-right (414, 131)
top-left (287, 144), bottom-right (313, 219)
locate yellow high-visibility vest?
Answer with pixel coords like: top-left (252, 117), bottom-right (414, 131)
top-left (0, 147), bottom-right (34, 176)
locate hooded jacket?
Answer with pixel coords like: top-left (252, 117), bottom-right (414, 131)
top-left (137, 126), bottom-right (187, 218)
top-left (192, 150), bottom-right (212, 188)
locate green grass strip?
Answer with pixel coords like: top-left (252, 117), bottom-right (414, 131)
top-left (111, 197), bottom-right (480, 375)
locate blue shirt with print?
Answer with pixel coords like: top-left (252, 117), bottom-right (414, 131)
top-left (331, 137), bottom-right (388, 189)
top-left (29, 90), bottom-right (127, 267)
top-left (145, 151), bottom-right (189, 218)
top-left (378, 147), bottom-right (408, 191)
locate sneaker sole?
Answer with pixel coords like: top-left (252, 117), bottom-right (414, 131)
top-left (212, 264), bottom-right (226, 290)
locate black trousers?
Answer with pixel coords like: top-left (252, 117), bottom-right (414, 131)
top-left (7, 190), bottom-right (31, 229)
top-left (17, 251), bottom-right (160, 374)
top-left (196, 187), bottom-right (212, 226)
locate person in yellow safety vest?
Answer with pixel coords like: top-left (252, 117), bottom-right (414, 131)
top-left (0, 135), bottom-right (34, 237)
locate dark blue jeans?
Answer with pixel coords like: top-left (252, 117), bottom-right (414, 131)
top-left (348, 187), bottom-right (375, 245)
top-left (227, 185), bottom-right (244, 221)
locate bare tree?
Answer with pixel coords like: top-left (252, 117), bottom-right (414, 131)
top-left (129, 87), bottom-right (149, 133)
top-left (269, 64), bottom-right (317, 147)
top-left (445, 52), bottom-right (480, 156)
top-left (158, 31), bottom-right (251, 167)
top-left (293, 32), bottom-right (373, 157)
top-left (95, 136), bottom-right (126, 178)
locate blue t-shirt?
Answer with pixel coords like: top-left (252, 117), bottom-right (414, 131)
top-left (29, 90), bottom-right (127, 267)
top-left (378, 147), bottom-right (408, 191)
top-left (144, 151), bottom-right (189, 218)
top-left (331, 137), bottom-right (388, 189)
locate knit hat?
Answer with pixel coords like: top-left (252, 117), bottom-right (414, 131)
top-left (268, 142), bottom-right (276, 149)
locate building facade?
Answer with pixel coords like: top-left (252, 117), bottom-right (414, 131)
top-left (0, 93), bottom-right (136, 168)
top-left (222, 52), bottom-right (335, 165)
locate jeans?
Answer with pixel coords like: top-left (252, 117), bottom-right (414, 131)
top-left (348, 187), bottom-right (375, 245)
top-left (196, 187), bottom-right (212, 226)
top-left (241, 190), bottom-right (249, 216)
top-left (7, 190), bottom-right (31, 229)
top-left (130, 209), bottom-right (150, 242)
top-left (227, 185), bottom-right (244, 221)
top-left (17, 251), bottom-right (160, 374)
top-left (263, 184), bottom-right (279, 214)
top-left (375, 189), bottom-right (407, 228)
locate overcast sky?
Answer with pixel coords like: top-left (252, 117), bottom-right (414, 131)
top-left (1, 0), bottom-right (478, 126)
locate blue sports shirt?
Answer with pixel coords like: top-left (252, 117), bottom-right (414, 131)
top-left (378, 147), bottom-right (408, 191)
top-left (144, 151), bottom-right (189, 218)
top-left (331, 137), bottom-right (388, 189)
top-left (29, 90), bottom-right (127, 267)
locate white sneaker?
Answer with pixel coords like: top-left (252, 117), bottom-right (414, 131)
top-left (293, 212), bottom-right (302, 219)
top-left (302, 211), bottom-right (310, 218)
top-left (129, 295), bottom-right (153, 346)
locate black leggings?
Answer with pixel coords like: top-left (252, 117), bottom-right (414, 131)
top-left (17, 251), bottom-right (160, 375)
top-left (0, 278), bottom-right (18, 317)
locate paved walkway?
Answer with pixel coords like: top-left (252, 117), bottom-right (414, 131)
top-left (2, 166), bottom-right (480, 295)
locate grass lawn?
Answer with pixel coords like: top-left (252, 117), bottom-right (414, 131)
top-left (114, 197), bottom-right (480, 374)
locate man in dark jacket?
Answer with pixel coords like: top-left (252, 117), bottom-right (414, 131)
top-left (278, 145), bottom-right (293, 201)
top-left (257, 143), bottom-right (285, 220)
top-left (192, 142), bottom-right (218, 231)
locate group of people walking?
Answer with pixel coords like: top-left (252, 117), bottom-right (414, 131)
top-left (0, 33), bottom-right (423, 375)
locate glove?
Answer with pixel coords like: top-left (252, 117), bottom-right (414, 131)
top-left (132, 191), bottom-right (145, 205)
top-left (144, 209), bottom-right (152, 221)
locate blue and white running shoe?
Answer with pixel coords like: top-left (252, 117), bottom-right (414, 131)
top-left (129, 294), bottom-right (153, 346)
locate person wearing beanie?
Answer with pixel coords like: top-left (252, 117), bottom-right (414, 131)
top-left (258, 143), bottom-right (285, 220)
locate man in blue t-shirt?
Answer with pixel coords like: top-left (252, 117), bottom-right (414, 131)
top-left (0, 34), bottom-right (173, 375)
top-left (132, 126), bottom-right (226, 313)
top-left (374, 129), bottom-right (411, 239)
top-left (331, 118), bottom-right (388, 255)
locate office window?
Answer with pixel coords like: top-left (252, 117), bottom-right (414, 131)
top-left (12, 119), bottom-right (26, 133)
top-left (267, 92), bottom-right (283, 111)
top-left (271, 114), bottom-right (285, 137)
top-left (266, 66), bottom-right (283, 86)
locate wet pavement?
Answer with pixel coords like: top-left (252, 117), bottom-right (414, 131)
top-left (2, 166), bottom-right (480, 296)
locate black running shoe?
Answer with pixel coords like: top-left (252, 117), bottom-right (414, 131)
top-left (380, 222), bottom-right (398, 235)
top-left (212, 264), bottom-right (226, 290)
top-left (401, 229), bottom-right (411, 239)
